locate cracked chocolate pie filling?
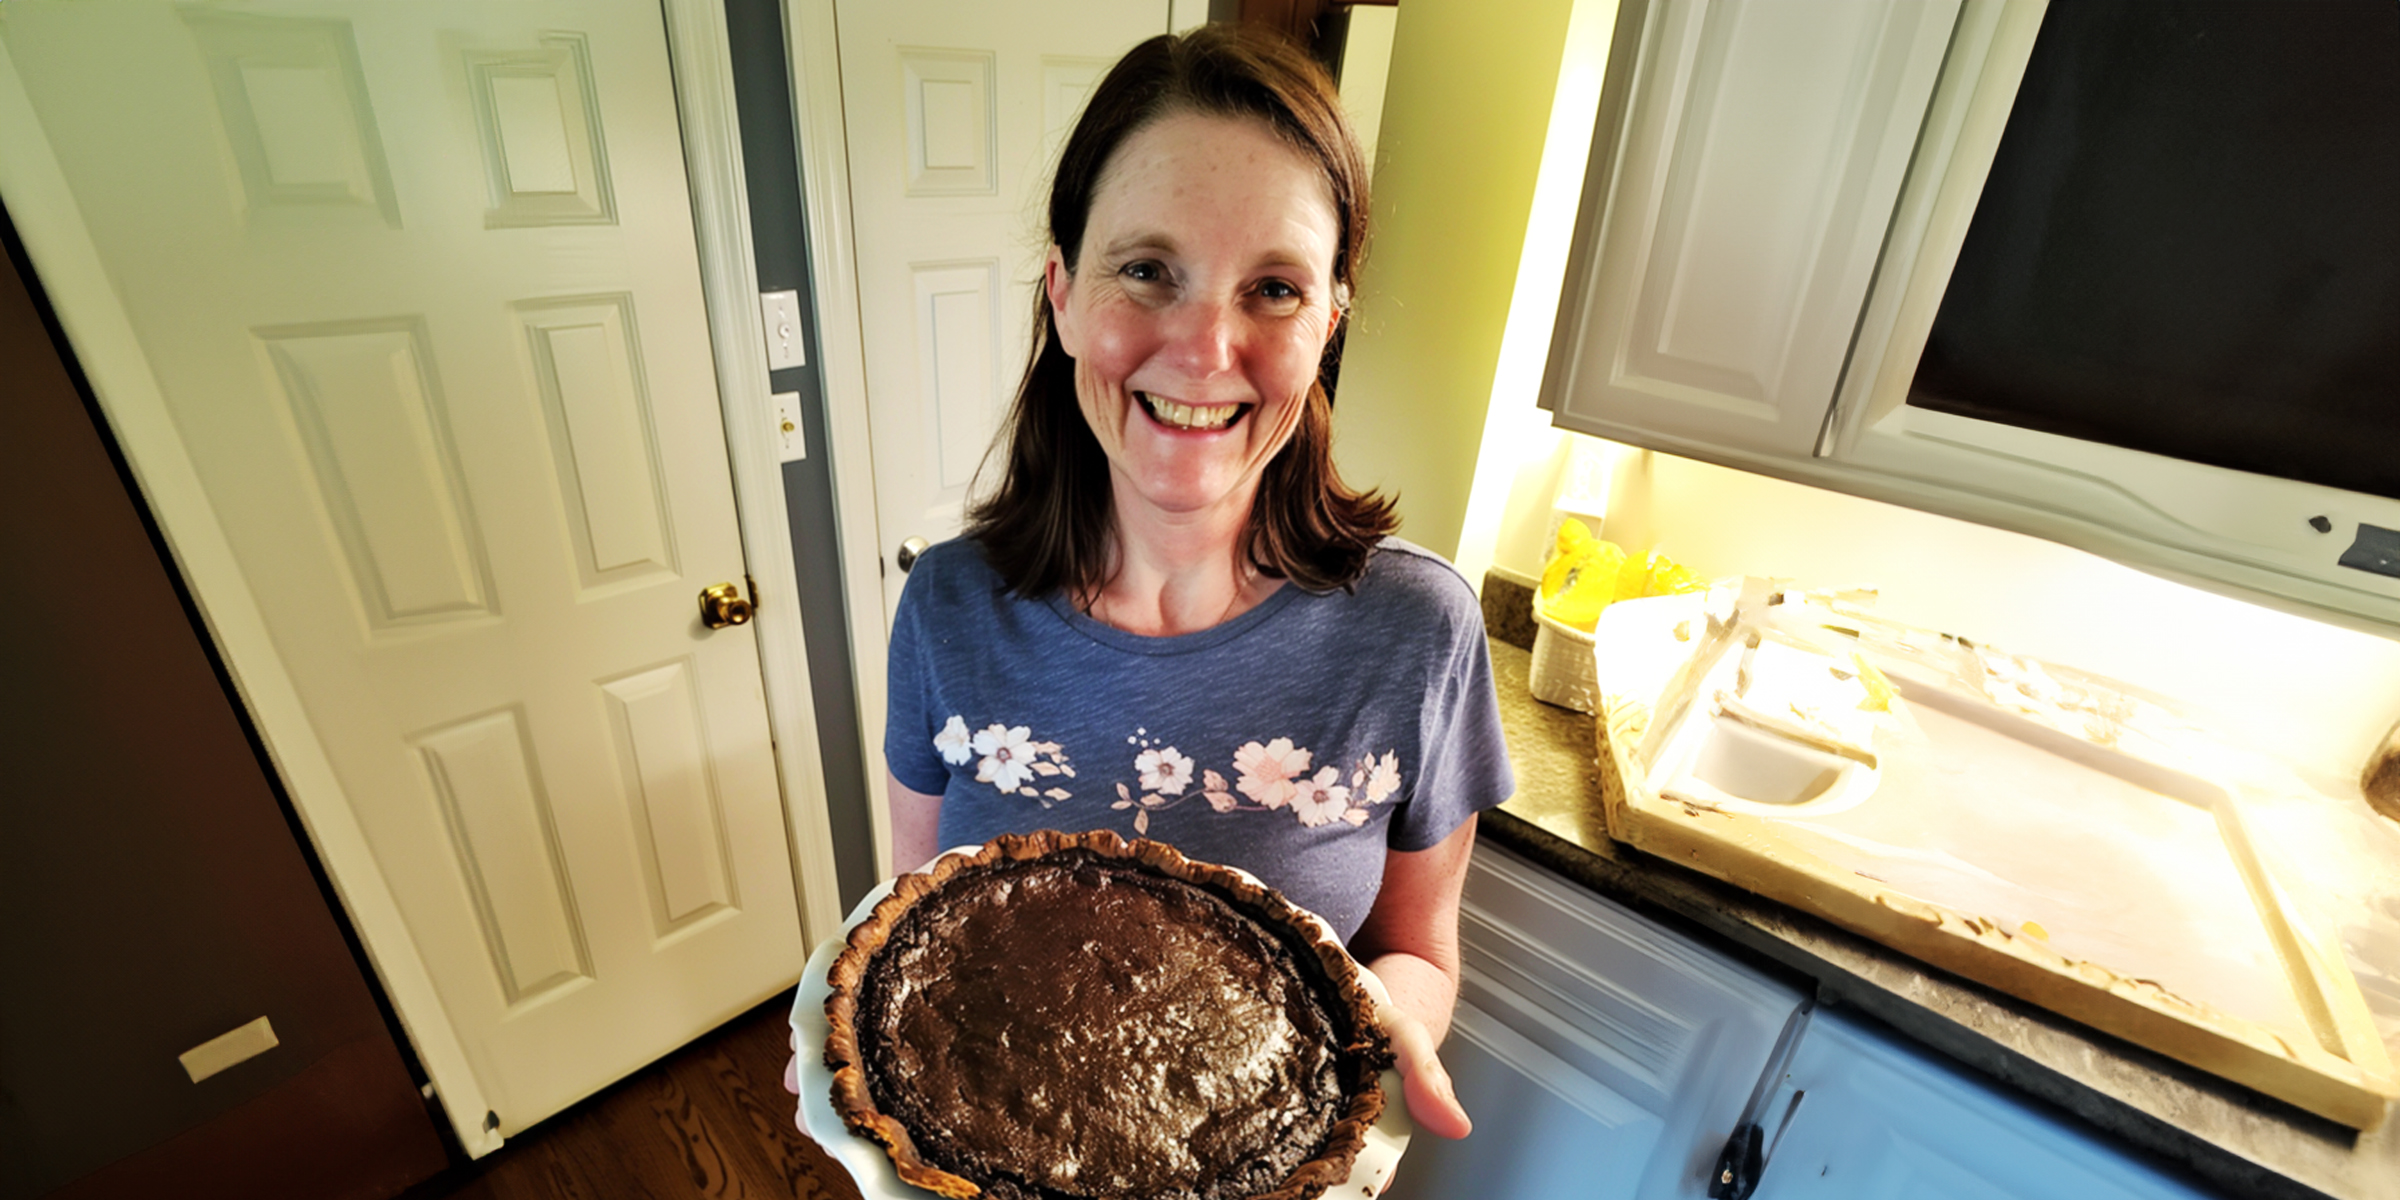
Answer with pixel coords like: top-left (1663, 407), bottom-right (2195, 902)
top-left (823, 831), bottom-right (1390, 1200)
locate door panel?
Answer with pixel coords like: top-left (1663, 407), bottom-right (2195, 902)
top-left (0, 1), bottom-right (805, 1135)
top-left (1755, 1012), bottom-right (2215, 1200)
top-left (1383, 843), bottom-right (1806, 1199)
top-left (1545, 0), bottom-right (1959, 459)
top-left (834, 0), bottom-right (1171, 623)
top-left (1389, 997), bottom-right (1664, 1200)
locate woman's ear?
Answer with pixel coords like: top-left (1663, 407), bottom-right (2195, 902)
top-left (1044, 245), bottom-right (1080, 356)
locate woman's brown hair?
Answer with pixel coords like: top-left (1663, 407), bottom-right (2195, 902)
top-left (961, 22), bottom-right (1399, 598)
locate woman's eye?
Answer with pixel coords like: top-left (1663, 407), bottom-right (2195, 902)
top-left (1119, 260), bottom-right (1165, 284)
top-left (1254, 279), bottom-right (1305, 310)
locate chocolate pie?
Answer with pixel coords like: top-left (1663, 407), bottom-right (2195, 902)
top-left (822, 830), bottom-right (1391, 1200)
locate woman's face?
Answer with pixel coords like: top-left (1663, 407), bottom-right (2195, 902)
top-left (1046, 111), bottom-right (1343, 527)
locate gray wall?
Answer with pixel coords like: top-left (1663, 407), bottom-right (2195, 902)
top-left (723, 0), bottom-right (879, 906)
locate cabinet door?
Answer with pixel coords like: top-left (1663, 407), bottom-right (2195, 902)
top-left (1384, 843), bottom-right (1805, 1200)
top-left (1753, 1011), bottom-right (2216, 1200)
top-left (1543, 0), bottom-right (1958, 459)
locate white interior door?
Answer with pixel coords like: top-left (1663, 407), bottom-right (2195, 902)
top-left (834, 0), bottom-right (1172, 623)
top-left (1, 2), bottom-right (805, 1136)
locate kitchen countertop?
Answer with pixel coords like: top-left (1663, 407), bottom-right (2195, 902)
top-left (1478, 634), bottom-right (2400, 1200)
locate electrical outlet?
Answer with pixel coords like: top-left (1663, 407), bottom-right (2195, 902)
top-left (774, 391), bottom-right (806, 462)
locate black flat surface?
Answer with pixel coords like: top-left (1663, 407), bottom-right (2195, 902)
top-left (1913, 1), bottom-right (2400, 501)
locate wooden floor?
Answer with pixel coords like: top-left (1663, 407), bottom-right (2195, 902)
top-left (401, 991), bottom-right (862, 1200)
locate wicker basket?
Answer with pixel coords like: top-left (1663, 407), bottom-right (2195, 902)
top-left (1528, 606), bottom-right (1600, 713)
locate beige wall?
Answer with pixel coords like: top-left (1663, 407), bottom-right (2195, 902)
top-left (1331, 0), bottom-right (1586, 559)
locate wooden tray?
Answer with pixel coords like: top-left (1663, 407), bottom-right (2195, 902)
top-left (1589, 587), bottom-right (2398, 1130)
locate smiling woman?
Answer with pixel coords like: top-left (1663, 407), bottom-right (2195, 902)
top-left (969, 24), bottom-right (1385, 603)
top-left (856, 23), bottom-right (1516, 1160)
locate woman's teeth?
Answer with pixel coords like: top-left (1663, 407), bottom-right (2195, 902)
top-left (1138, 392), bottom-right (1241, 431)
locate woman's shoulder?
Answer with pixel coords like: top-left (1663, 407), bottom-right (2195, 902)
top-left (1337, 537), bottom-right (1484, 634)
top-left (1362, 537), bottom-right (1476, 598)
top-left (896, 537), bottom-right (1011, 610)
top-left (910, 535), bottom-right (993, 577)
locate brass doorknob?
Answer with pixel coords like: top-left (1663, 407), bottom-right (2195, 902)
top-left (896, 536), bottom-right (930, 573)
top-left (698, 581), bottom-right (753, 629)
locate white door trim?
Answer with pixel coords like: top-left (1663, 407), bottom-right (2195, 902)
top-left (659, 0), bottom-right (846, 947)
top-left (0, 40), bottom-right (502, 1158)
top-left (783, 0), bottom-right (896, 879)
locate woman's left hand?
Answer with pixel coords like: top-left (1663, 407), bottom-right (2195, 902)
top-left (1377, 999), bottom-right (1471, 1139)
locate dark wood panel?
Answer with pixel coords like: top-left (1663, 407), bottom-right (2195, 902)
top-left (0, 208), bottom-right (445, 1199)
top-left (47, 1038), bottom-right (439, 1200)
top-left (408, 993), bottom-right (861, 1200)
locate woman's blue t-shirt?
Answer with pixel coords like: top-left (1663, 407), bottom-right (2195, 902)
top-left (884, 536), bottom-right (1515, 942)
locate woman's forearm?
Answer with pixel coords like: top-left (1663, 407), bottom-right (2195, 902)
top-left (887, 772), bottom-right (944, 875)
top-left (1348, 819), bottom-right (1479, 1141)
top-left (1349, 814), bottom-right (1476, 1044)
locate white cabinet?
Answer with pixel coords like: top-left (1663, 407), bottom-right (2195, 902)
top-left (1542, 0), bottom-right (1958, 460)
top-left (1417, 846), bottom-right (2226, 1200)
top-left (1384, 842), bottom-right (1807, 1199)
top-left (1750, 1010), bottom-right (2216, 1200)
top-left (1539, 0), bottom-right (2400, 631)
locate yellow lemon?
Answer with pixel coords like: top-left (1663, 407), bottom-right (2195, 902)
top-left (1552, 516), bottom-right (1594, 559)
top-left (1647, 555), bottom-right (1708, 596)
top-left (1540, 534), bottom-right (1626, 632)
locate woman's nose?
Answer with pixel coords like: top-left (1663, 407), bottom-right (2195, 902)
top-left (1159, 297), bottom-right (1239, 377)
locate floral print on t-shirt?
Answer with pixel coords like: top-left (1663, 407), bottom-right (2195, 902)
top-left (1128, 735), bottom-right (1402, 835)
top-left (935, 715), bottom-right (1076, 806)
top-left (934, 715), bottom-right (1399, 835)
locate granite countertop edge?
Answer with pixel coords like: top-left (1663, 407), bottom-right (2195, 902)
top-left (1476, 604), bottom-right (2392, 1200)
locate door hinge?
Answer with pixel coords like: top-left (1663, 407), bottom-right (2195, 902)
top-left (1707, 998), bottom-right (1815, 1200)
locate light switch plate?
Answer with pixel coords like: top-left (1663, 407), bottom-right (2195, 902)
top-left (773, 391), bottom-right (807, 462)
top-left (760, 289), bottom-right (805, 371)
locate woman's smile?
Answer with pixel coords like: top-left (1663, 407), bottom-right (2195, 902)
top-left (1135, 392), bottom-right (1251, 433)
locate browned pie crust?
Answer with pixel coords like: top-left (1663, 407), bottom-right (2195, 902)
top-left (822, 830), bottom-right (1391, 1200)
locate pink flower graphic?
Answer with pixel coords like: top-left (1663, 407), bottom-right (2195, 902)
top-left (1135, 746), bottom-right (1194, 796)
top-left (972, 723), bottom-right (1037, 793)
top-left (1290, 765), bottom-right (1351, 827)
top-left (1233, 738), bottom-right (1311, 810)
